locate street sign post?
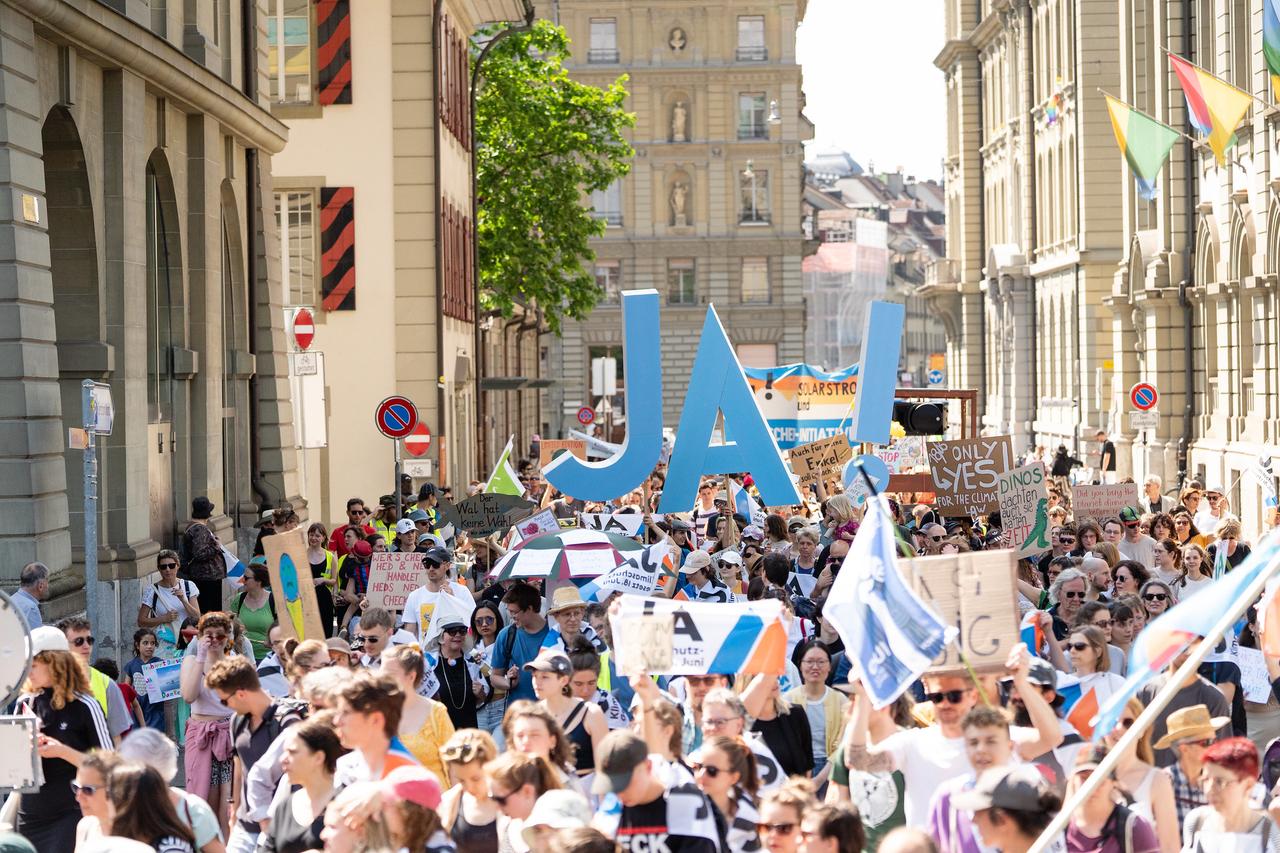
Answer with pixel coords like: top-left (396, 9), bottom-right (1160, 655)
top-left (404, 422), bottom-right (432, 458)
top-left (375, 396), bottom-right (419, 439)
top-left (1129, 382), bottom-right (1158, 411)
top-left (577, 406), bottom-right (595, 426)
top-left (81, 380), bottom-right (111, 642)
top-left (292, 308), bottom-right (315, 351)
top-left (927, 369), bottom-right (944, 386)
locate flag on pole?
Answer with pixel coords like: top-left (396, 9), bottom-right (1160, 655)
top-left (1104, 95), bottom-right (1181, 200)
top-left (484, 435), bottom-right (524, 496)
top-left (1168, 53), bottom-right (1253, 165)
top-left (1020, 611), bottom-right (1045, 658)
top-left (1091, 530), bottom-right (1280, 739)
top-left (1250, 453), bottom-right (1279, 510)
top-left (824, 494), bottom-right (956, 709)
top-left (1213, 538), bottom-right (1231, 580)
top-left (1266, 0), bottom-right (1280, 100)
top-left (728, 479), bottom-right (764, 524)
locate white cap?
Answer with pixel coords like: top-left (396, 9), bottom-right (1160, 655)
top-left (28, 625), bottom-right (70, 655)
top-left (395, 518), bottom-right (416, 535)
top-left (520, 790), bottom-right (592, 847)
top-left (719, 550), bottom-right (743, 566)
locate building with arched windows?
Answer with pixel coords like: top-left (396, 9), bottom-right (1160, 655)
top-left (0, 2), bottom-right (300, 652)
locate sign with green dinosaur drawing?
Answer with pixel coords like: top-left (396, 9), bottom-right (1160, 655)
top-left (996, 462), bottom-right (1052, 558)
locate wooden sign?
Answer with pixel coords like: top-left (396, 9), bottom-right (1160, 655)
top-left (438, 494), bottom-right (537, 536)
top-left (1071, 483), bottom-right (1140, 521)
top-left (926, 436), bottom-right (1014, 517)
top-left (263, 529), bottom-right (326, 641)
top-left (539, 439), bottom-right (587, 467)
top-left (366, 552), bottom-right (428, 611)
top-left (787, 435), bottom-right (855, 486)
top-left (898, 550), bottom-right (1018, 674)
top-left (996, 463), bottom-right (1052, 558)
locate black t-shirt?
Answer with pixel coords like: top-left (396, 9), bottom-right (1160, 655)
top-left (233, 703), bottom-right (290, 831)
top-left (752, 705), bottom-right (814, 778)
top-left (18, 690), bottom-right (111, 820)
top-left (617, 783), bottom-right (721, 853)
top-left (1100, 441), bottom-right (1117, 471)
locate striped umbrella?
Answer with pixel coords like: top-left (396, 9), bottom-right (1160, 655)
top-left (489, 529), bottom-right (645, 582)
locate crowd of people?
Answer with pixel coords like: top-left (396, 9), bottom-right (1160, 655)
top-left (7, 464), bottom-right (1280, 853)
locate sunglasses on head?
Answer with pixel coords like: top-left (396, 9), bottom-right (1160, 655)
top-left (1144, 593), bottom-right (1168, 602)
top-left (925, 689), bottom-right (967, 705)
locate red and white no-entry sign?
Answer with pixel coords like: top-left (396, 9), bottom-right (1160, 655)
top-left (292, 308), bottom-right (315, 351)
top-left (403, 422), bottom-right (432, 457)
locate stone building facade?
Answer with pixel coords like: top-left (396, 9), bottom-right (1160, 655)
top-left (0, 0), bottom-right (300, 649)
top-left (271, 0), bottom-right (534, 519)
top-left (539, 1), bottom-right (810, 441)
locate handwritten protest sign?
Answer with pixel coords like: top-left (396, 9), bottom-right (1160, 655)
top-left (580, 512), bottom-right (647, 537)
top-left (898, 550), bottom-right (1018, 674)
top-left (513, 508), bottom-right (560, 542)
top-left (613, 597), bottom-right (788, 675)
top-left (788, 435), bottom-right (855, 486)
top-left (142, 658), bottom-right (183, 703)
top-left (1238, 646), bottom-right (1272, 703)
top-left (877, 436), bottom-right (927, 474)
top-left (927, 436), bottom-right (1014, 516)
top-left (617, 615), bottom-right (674, 676)
top-left (264, 529), bottom-right (326, 640)
top-left (1071, 483), bottom-right (1140, 521)
top-left (366, 552), bottom-right (427, 610)
top-left (997, 463), bottom-right (1052, 558)
top-left (440, 493), bottom-right (537, 536)
top-left (539, 439), bottom-right (586, 467)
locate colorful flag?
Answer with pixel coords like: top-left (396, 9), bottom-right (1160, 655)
top-left (1213, 538), bottom-right (1231, 580)
top-left (222, 545), bottom-right (246, 588)
top-left (728, 478), bottom-right (764, 523)
top-left (1065, 688), bottom-right (1101, 739)
top-left (1168, 53), bottom-right (1253, 165)
top-left (824, 495), bottom-right (957, 709)
top-left (1250, 453), bottom-right (1279, 510)
top-left (1104, 95), bottom-right (1181, 200)
top-left (484, 435), bottom-right (524, 496)
top-left (1266, 0), bottom-right (1280, 100)
top-left (1091, 530), bottom-right (1280, 739)
top-left (578, 540), bottom-right (677, 602)
top-left (1020, 612), bottom-right (1045, 658)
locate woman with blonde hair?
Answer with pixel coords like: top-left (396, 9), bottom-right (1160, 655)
top-left (438, 729), bottom-right (500, 850)
top-left (1088, 541), bottom-right (1121, 570)
top-left (1102, 697), bottom-right (1180, 853)
top-left (16, 631), bottom-right (113, 849)
top-left (380, 643), bottom-right (455, 785)
top-left (484, 751), bottom-right (562, 852)
top-left (823, 494), bottom-right (859, 545)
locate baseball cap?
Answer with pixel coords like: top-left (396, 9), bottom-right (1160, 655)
top-left (741, 525), bottom-right (764, 541)
top-left (407, 509), bottom-right (430, 523)
top-left (382, 766), bottom-right (442, 811)
top-left (1072, 744), bottom-right (1111, 775)
top-left (520, 790), bottom-right (592, 846)
top-left (1119, 506), bottom-right (1141, 523)
top-left (395, 519), bottom-right (416, 535)
top-left (1000, 657), bottom-right (1058, 690)
top-left (28, 625), bottom-right (69, 655)
top-left (1205, 483), bottom-right (1226, 495)
top-left (952, 765), bottom-right (1049, 813)
top-left (524, 649), bottom-right (572, 677)
top-left (719, 550), bottom-right (743, 566)
top-left (379, 494), bottom-right (396, 507)
top-left (417, 532), bottom-right (446, 549)
top-left (683, 550), bottom-right (712, 573)
top-left (592, 730), bottom-right (649, 795)
top-left (254, 509), bottom-right (275, 528)
top-left (351, 540), bottom-right (373, 559)
top-left (787, 517), bottom-right (810, 530)
top-left (421, 546), bottom-right (452, 566)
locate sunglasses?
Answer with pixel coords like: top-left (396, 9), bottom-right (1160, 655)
top-left (703, 716), bottom-right (742, 728)
top-left (691, 763), bottom-right (726, 778)
top-left (1124, 522), bottom-right (1139, 529)
top-left (72, 636), bottom-right (95, 647)
top-left (490, 790), bottom-right (514, 806)
top-left (350, 509), bottom-right (367, 516)
top-left (929, 535), bottom-right (944, 542)
top-left (356, 635), bottom-right (385, 644)
top-left (1067, 642), bottom-right (1092, 652)
top-left (474, 616), bottom-right (496, 625)
top-left (70, 781), bottom-right (99, 796)
top-left (159, 562), bottom-right (178, 569)
top-left (1093, 619), bottom-right (1112, 629)
top-left (925, 689), bottom-right (968, 705)
top-left (1144, 593), bottom-right (1169, 602)
top-left (1062, 590), bottom-right (1086, 600)
top-left (758, 823), bottom-right (796, 836)
top-left (826, 558), bottom-right (844, 568)
top-left (443, 627), bottom-right (468, 637)
top-left (1058, 537), bottom-right (1076, 544)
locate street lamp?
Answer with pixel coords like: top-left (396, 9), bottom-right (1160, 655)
top-left (767, 99), bottom-right (781, 125)
top-left (743, 160), bottom-right (758, 222)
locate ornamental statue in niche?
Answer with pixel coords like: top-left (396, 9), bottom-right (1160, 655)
top-left (670, 181), bottom-right (689, 226)
top-left (672, 101), bottom-right (688, 142)
top-left (669, 27), bottom-right (687, 51)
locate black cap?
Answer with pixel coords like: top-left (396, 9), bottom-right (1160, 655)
top-left (422, 546), bottom-right (452, 566)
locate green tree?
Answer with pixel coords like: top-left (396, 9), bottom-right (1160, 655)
top-left (475, 20), bottom-right (635, 334)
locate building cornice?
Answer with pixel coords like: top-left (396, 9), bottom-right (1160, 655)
top-left (934, 39), bottom-right (976, 70)
top-left (970, 12), bottom-right (1006, 52)
top-left (17, 0), bottom-right (288, 152)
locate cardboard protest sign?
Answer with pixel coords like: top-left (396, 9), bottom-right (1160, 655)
top-left (616, 614), bottom-right (674, 676)
top-left (142, 658), bottom-right (183, 703)
top-left (513, 508), bottom-right (560, 542)
top-left (613, 596), bottom-right (788, 676)
top-left (1071, 484), bottom-right (1140, 521)
top-left (440, 493), bottom-right (537, 536)
top-left (263, 529), bottom-right (326, 640)
top-left (996, 463), bottom-right (1052, 558)
top-left (580, 511), bottom-right (646, 537)
top-left (897, 549), bottom-right (1018, 674)
top-left (788, 434), bottom-right (855, 486)
top-left (927, 436), bottom-right (1014, 516)
top-left (539, 439), bottom-right (586, 467)
top-left (877, 436), bottom-right (927, 473)
top-left (366, 552), bottom-right (428, 611)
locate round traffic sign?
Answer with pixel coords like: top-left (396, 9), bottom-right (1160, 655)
top-left (292, 308), bottom-right (315, 351)
top-left (375, 396), bottom-right (419, 439)
top-left (927, 369), bottom-right (944, 386)
top-left (1130, 382), bottom-right (1158, 411)
top-left (577, 406), bottom-right (595, 426)
top-left (403, 422), bottom-right (432, 457)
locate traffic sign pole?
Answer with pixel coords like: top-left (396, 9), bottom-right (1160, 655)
top-left (395, 438), bottom-right (403, 521)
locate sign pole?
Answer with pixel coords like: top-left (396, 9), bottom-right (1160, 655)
top-left (81, 380), bottom-right (99, 632)
top-left (395, 439), bottom-right (403, 521)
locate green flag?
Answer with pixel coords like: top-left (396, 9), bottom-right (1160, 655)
top-left (484, 435), bottom-right (524, 496)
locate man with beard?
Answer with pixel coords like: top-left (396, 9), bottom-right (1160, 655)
top-left (1005, 657), bottom-right (1085, 791)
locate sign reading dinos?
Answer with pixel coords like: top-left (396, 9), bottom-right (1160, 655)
top-left (897, 550), bottom-right (1018, 675)
top-left (996, 463), bottom-right (1052, 558)
top-left (438, 494), bottom-right (537, 537)
top-left (926, 436), bottom-right (1015, 517)
top-left (787, 435), bottom-right (855, 486)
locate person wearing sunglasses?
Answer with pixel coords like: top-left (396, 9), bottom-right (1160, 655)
top-left (690, 736), bottom-right (760, 853)
top-left (845, 644), bottom-right (1063, 828)
top-left (1116, 506), bottom-right (1159, 569)
top-left (1047, 568), bottom-right (1091, 641)
top-left (432, 619), bottom-right (487, 731)
top-left (135, 550), bottom-right (201, 654)
top-left (1193, 485), bottom-right (1229, 537)
top-left (1152, 704), bottom-right (1224, 825)
top-left (71, 750), bottom-right (121, 849)
top-left (485, 750), bottom-right (563, 851)
top-left (57, 615), bottom-right (132, 743)
top-left (758, 778), bottom-right (816, 853)
top-left (328, 497), bottom-right (375, 556)
top-left (1138, 579), bottom-right (1175, 622)
top-left (799, 802), bottom-right (865, 853)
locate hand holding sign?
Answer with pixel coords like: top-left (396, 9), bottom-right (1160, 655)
top-left (617, 614), bottom-right (674, 676)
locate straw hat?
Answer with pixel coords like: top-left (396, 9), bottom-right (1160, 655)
top-left (1153, 704), bottom-right (1230, 750)
top-left (547, 585), bottom-right (587, 614)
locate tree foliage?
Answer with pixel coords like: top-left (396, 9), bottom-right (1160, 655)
top-left (474, 20), bottom-right (635, 335)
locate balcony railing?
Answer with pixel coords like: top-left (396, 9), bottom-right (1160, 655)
top-left (737, 124), bottom-right (769, 140)
top-left (739, 212), bottom-right (772, 225)
top-left (592, 211), bottom-right (623, 226)
top-left (736, 45), bottom-right (768, 61)
top-left (588, 48), bottom-right (620, 63)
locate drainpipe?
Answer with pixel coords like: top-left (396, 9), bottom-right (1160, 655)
top-left (1024, 2), bottom-right (1038, 450)
top-left (1177, 0), bottom-right (1195, 489)
top-left (245, 147), bottom-right (278, 511)
top-left (470, 2), bottom-right (537, 476)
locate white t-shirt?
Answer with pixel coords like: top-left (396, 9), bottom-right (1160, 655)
top-left (879, 724), bottom-right (1039, 827)
top-left (400, 583), bottom-right (474, 636)
top-left (1181, 575), bottom-right (1214, 600)
top-left (1117, 535), bottom-right (1158, 568)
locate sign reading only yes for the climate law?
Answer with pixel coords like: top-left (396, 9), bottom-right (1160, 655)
top-left (927, 436), bottom-right (1015, 517)
top-left (997, 463), bottom-right (1052, 558)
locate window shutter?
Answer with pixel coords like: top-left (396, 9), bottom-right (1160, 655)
top-left (315, 0), bottom-right (353, 105)
top-left (320, 187), bottom-right (356, 311)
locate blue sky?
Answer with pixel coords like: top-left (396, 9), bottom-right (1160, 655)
top-left (797, 0), bottom-right (946, 179)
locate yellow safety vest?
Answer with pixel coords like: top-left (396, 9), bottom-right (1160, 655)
top-left (89, 666), bottom-right (110, 715)
top-left (598, 651), bottom-right (612, 692)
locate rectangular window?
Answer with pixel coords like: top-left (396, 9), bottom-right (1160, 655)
top-left (739, 167), bottom-right (770, 223)
top-left (667, 259), bottom-right (696, 304)
top-left (736, 344), bottom-right (777, 368)
top-left (590, 182), bottom-right (623, 226)
top-left (737, 16), bottom-right (766, 61)
top-left (738, 93), bottom-right (767, 140)
top-left (589, 18), bottom-right (619, 63)
top-left (595, 260), bottom-right (621, 303)
top-left (741, 257), bottom-right (770, 303)
top-left (276, 190), bottom-right (316, 306)
top-left (268, 0), bottom-right (313, 105)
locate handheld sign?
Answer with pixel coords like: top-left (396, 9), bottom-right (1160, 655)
top-left (439, 494), bottom-right (538, 536)
top-left (375, 396), bottom-right (418, 440)
top-left (366, 552), bottom-right (428, 611)
top-left (1072, 483), bottom-right (1141, 521)
top-left (927, 436), bottom-right (1015, 517)
top-left (996, 463), bottom-right (1052, 558)
top-left (788, 435), bottom-right (855, 486)
top-left (263, 529), bottom-right (326, 640)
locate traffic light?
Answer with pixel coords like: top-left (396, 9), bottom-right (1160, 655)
top-left (893, 401), bottom-right (946, 436)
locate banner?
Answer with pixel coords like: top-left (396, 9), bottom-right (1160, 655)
top-left (742, 363), bottom-right (858, 450)
top-left (366, 552), bottom-right (427, 611)
top-left (263, 528), bottom-right (326, 640)
top-left (579, 540), bottom-right (676, 601)
top-left (580, 512), bottom-right (646, 537)
top-left (788, 434), bottom-right (855, 486)
top-left (900, 549), bottom-right (1019, 674)
top-left (612, 597), bottom-right (788, 676)
top-left (1071, 483), bottom-right (1140, 521)
top-left (539, 439), bottom-right (587, 468)
top-left (996, 463), bottom-right (1052, 558)
top-left (927, 436), bottom-right (1015, 517)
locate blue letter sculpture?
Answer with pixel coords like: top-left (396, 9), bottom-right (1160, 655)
top-left (849, 301), bottom-right (905, 445)
top-left (542, 290), bottom-right (664, 500)
top-left (656, 306), bottom-right (802, 513)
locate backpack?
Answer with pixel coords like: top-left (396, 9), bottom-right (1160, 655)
top-left (1103, 803), bottom-right (1141, 853)
top-left (233, 590), bottom-right (276, 618)
top-left (1262, 736), bottom-right (1280, 795)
